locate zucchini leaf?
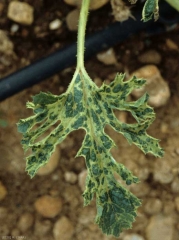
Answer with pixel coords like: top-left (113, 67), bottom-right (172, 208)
top-left (17, 69), bottom-right (163, 237)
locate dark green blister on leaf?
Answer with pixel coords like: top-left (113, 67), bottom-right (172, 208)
top-left (96, 184), bottom-right (141, 237)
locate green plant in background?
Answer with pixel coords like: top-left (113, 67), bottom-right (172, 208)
top-left (132, 0), bottom-right (179, 21)
top-left (142, 0), bottom-right (159, 21)
top-left (165, 0), bottom-right (179, 11)
top-left (17, 0), bottom-right (164, 237)
top-left (128, 0), bottom-right (159, 21)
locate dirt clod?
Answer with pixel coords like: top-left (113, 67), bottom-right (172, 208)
top-left (53, 216), bottom-right (74, 240)
top-left (34, 195), bottom-right (63, 218)
top-left (7, 1), bottom-right (34, 25)
top-left (131, 65), bottom-right (171, 107)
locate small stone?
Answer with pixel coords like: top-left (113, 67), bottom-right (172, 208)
top-left (130, 65), bottom-right (170, 108)
top-left (0, 30), bottom-right (14, 54)
top-left (171, 177), bottom-right (179, 193)
top-left (53, 216), bottom-right (74, 240)
top-left (37, 147), bottom-right (60, 176)
top-left (64, 171), bottom-right (77, 184)
top-left (49, 19), bottom-right (62, 30)
top-left (34, 220), bottom-right (52, 236)
top-left (7, 1), bottom-right (34, 25)
top-left (144, 198), bottom-right (162, 215)
top-left (153, 158), bottom-right (174, 184)
top-left (116, 111), bottom-right (127, 123)
top-left (78, 207), bottom-right (96, 225)
top-left (62, 185), bottom-right (80, 208)
top-left (146, 215), bottom-right (174, 240)
top-left (175, 148), bottom-right (179, 155)
top-left (135, 167), bottom-right (149, 181)
top-left (0, 181), bottom-right (7, 201)
top-left (51, 173), bottom-right (59, 181)
top-left (138, 50), bottom-right (161, 64)
top-left (133, 213), bottom-right (148, 232)
top-left (66, 9), bottom-right (79, 31)
top-left (63, 0), bottom-right (81, 6)
top-left (175, 197), bottom-right (179, 212)
top-left (34, 195), bottom-right (62, 218)
top-left (94, 77), bottom-right (102, 87)
top-left (10, 23), bottom-right (19, 33)
top-left (123, 233), bottom-right (144, 240)
top-left (78, 169), bottom-right (87, 192)
top-left (89, 0), bottom-right (109, 10)
top-left (97, 48), bottom-right (117, 65)
top-left (160, 123), bottom-right (169, 133)
top-left (17, 212), bottom-right (34, 232)
top-left (76, 228), bottom-right (111, 240)
top-left (166, 39), bottom-right (178, 51)
top-left (49, 189), bottom-right (60, 197)
top-left (111, 0), bottom-right (132, 22)
top-left (129, 182), bottom-right (150, 197)
top-left (63, 0), bottom-right (109, 10)
top-left (0, 55), bottom-right (13, 67)
top-left (163, 200), bottom-right (175, 215)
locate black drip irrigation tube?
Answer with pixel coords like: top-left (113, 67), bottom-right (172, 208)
top-left (0, 2), bottom-right (179, 102)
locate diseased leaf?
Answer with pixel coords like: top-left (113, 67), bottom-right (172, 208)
top-left (142, 0), bottom-right (159, 22)
top-left (17, 68), bottom-right (163, 237)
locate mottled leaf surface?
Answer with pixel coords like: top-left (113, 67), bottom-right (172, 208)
top-left (142, 0), bottom-right (159, 22)
top-left (128, 0), bottom-right (160, 21)
top-left (17, 69), bottom-right (163, 237)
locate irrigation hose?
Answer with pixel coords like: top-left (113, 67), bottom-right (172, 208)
top-left (0, 1), bottom-right (179, 101)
